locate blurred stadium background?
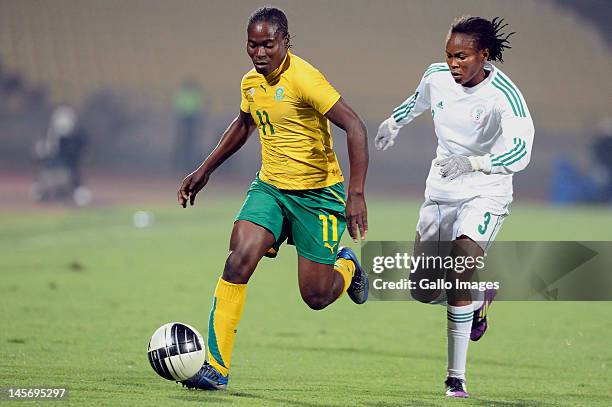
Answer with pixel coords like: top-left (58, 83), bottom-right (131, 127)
top-left (0, 0), bottom-right (610, 206)
top-left (1, 2), bottom-right (611, 405)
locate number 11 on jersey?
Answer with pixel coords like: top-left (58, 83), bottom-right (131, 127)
top-left (256, 110), bottom-right (275, 135)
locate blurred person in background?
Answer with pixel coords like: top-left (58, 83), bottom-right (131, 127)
top-left (551, 118), bottom-right (612, 204)
top-left (174, 79), bottom-right (204, 173)
top-left (591, 118), bottom-right (612, 202)
top-left (33, 104), bottom-right (91, 205)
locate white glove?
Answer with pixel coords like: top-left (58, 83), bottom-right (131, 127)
top-left (435, 155), bottom-right (476, 180)
top-left (375, 118), bottom-right (402, 151)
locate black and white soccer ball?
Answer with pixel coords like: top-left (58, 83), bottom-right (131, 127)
top-left (147, 322), bottom-right (206, 381)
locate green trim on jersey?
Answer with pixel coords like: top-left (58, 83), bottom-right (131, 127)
top-left (495, 148), bottom-right (527, 167)
top-left (492, 73), bottom-right (527, 118)
top-left (492, 137), bottom-right (527, 167)
top-left (497, 73), bottom-right (526, 117)
top-left (424, 63), bottom-right (448, 73)
top-left (393, 92), bottom-right (419, 122)
top-left (492, 79), bottom-right (519, 117)
top-left (424, 65), bottom-right (450, 78)
top-left (392, 94), bottom-right (413, 114)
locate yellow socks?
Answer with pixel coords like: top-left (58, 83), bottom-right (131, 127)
top-left (334, 257), bottom-right (356, 295)
top-left (207, 260), bottom-right (352, 375)
top-left (206, 277), bottom-right (247, 377)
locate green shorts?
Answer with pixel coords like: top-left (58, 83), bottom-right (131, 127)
top-left (235, 177), bottom-right (347, 264)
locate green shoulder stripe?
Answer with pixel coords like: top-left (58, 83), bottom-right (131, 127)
top-left (424, 67), bottom-right (450, 78)
top-left (425, 63), bottom-right (447, 72)
top-left (493, 77), bottom-right (525, 118)
top-left (492, 79), bottom-right (519, 117)
top-left (496, 73), bottom-right (526, 117)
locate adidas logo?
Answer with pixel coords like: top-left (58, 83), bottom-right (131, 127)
top-left (436, 101), bottom-right (444, 109)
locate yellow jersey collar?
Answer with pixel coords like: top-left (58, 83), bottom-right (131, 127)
top-left (264, 50), bottom-right (291, 85)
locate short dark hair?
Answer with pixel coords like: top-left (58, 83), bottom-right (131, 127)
top-left (248, 6), bottom-right (291, 47)
top-left (449, 16), bottom-right (515, 62)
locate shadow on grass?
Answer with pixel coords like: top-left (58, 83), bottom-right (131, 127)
top-left (469, 399), bottom-right (549, 407)
top-left (363, 401), bottom-right (440, 407)
top-left (169, 390), bottom-right (339, 407)
top-left (361, 395), bottom-right (552, 407)
top-left (271, 343), bottom-right (553, 372)
top-left (269, 343), bottom-right (444, 363)
top-left (168, 394), bottom-right (233, 404)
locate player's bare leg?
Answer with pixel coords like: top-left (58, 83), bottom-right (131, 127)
top-left (297, 248), bottom-right (368, 311)
top-left (298, 257), bottom-right (345, 310)
top-left (223, 220), bottom-right (276, 284)
top-left (446, 236), bottom-right (483, 306)
top-left (409, 232), bottom-right (447, 304)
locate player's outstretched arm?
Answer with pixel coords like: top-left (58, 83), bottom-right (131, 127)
top-left (325, 98), bottom-right (369, 242)
top-left (178, 110), bottom-right (256, 208)
top-left (375, 66), bottom-right (433, 151)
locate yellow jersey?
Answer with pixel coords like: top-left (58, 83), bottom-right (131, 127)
top-left (240, 51), bottom-right (343, 190)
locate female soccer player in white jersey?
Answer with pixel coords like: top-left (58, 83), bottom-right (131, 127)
top-left (375, 16), bottom-right (534, 398)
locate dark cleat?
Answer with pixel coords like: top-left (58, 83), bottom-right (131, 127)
top-left (180, 362), bottom-right (228, 391)
top-left (445, 377), bottom-right (469, 398)
top-left (471, 288), bottom-right (497, 341)
top-left (337, 246), bottom-right (368, 304)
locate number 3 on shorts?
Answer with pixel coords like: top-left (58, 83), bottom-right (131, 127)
top-left (478, 212), bottom-right (491, 235)
top-left (319, 214), bottom-right (338, 252)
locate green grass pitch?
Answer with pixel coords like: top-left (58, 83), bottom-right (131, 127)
top-left (1, 195), bottom-right (611, 406)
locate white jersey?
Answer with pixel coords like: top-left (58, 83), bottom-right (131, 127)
top-left (390, 62), bottom-right (534, 200)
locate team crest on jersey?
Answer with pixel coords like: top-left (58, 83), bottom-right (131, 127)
top-left (275, 87), bottom-right (285, 101)
top-left (249, 88), bottom-right (255, 97)
top-left (471, 105), bottom-right (486, 123)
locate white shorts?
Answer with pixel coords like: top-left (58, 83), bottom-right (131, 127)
top-left (416, 195), bottom-right (511, 252)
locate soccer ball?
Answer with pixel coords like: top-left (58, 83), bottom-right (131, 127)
top-left (147, 322), bottom-right (206, 381)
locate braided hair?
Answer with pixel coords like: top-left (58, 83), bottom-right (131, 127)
top-left (248, 6), bottom-right (292, 48)
top-left (449, 16), bottom-right (515, 62)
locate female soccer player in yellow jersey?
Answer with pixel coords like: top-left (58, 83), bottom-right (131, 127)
top-left (177, 7), bottom-right (369, 390)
